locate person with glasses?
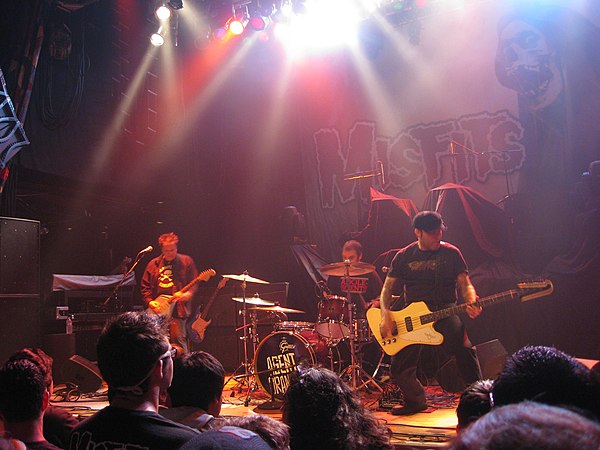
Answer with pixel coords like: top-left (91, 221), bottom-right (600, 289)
top-left (69, 312), bottom-right (198, 449)
top-left (378, 211), bottom-right (482, 415)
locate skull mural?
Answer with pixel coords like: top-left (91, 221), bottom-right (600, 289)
top-left (495, 19), bottom-right (563, 111)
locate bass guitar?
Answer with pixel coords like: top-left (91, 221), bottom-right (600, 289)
top-left (147, 269), bottom-right (216, 319)
top-left (366, 280), bottom-right (554, 356)
top-left (187, 277), bottom-right (229, 343)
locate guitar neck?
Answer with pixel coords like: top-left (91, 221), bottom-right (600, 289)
top-left (420, 289), bottom-right (522, 324)
top-left (200, 286), bottom-right (223, 320)
top-left (179, 269), bottom-right (215, 294)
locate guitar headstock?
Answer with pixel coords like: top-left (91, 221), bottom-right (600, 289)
top-left (199, 269), bottom-right (217, 281)
top-left (217, 277), bottom-right (229, 289)
top-left (517, 279), bottom-right (554, 302)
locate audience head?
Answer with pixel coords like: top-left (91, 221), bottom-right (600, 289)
top-left (0, 359), bottom-right (48, 423)
top-left (97, 312), bottom-right (171, 397)
top-left (456, 379), bottom-right (495, 431)
top-left (215, 415), bottom-right (290, 450)
top-left (492, 345), bottom-right (600, 419)
top-left (168, 351), bottom-right (225, 416)
top-left (448, 401), bottom-right (600, 449)
top-left (282, 366), bottom-right (391, 450)
top-left (7, 348), bottom-right (53, 391)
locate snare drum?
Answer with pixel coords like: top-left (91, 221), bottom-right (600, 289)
top-left (316, 295), bottom-right (350, 340)
top-left (253, 331), bottom-right (340, 400)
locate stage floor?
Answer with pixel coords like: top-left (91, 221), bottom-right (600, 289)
top-left (53, 376), bottom-right (459, 449)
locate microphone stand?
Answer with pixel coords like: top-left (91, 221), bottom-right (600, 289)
top-left (103, 252), bottom-right (145, 308)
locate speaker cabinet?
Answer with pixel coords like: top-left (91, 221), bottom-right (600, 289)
top-left (0, 217), bottom-right (40, 295)
top-left (61, 355), bottom-right (104, 393)
top-left (475, 339), bottom-right (508, 380)
top-left (0, 296), bottom-right (41, 362)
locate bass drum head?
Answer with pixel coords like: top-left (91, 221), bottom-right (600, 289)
top-left (254, 332), bottom-right (315, 401)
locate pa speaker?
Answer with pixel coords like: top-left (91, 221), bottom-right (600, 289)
top-left (61, 355), bottom-right (104, 393)
top-left (475, 339), bottom-right (508, 380)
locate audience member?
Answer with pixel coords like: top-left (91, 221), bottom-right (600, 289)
top-left (447, 401), bottom-right (600, 449)
top-left (0, 435), bottom-right (26, 450)
top-left (180, 426), bottom-right (271, 450)
top-left (455, 379), bottom-right (494, 431)
top-left (491, 345), bottom-right (600, 420)
top-left (162, 351), bottom-right (224, 431)
top-left (69, 312), bottom-right (198, 449)
top-left (214, 415), bottom-right (290, 450)
top-left (7, 348), bottom-right (78, 448)
top-left (0, 359), bottom-right (60, 449)
top-left (282, 366), bottom-right (392, 450)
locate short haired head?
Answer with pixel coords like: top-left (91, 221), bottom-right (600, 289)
top-left (342, 240), bottom-right (363, 257)
top-left (97, 312), bottom-right (169, 394)
top-left (7, 348), bottom-right (53, 390)
top-left (168, 351), bottom-right (225, 412)
top-left (0, 359), bottom-right (47, 422)
top-left (492, 345), bottom-right (600, 419)
top-left (158, 232), bottom-right (179, 248)
top-left (456, 379), bottom-right (495, 431)
top-left (282, 366), bottom-right (391, 449)
top-left (448, 402), bottom-right (600, 450)
top-left (412, 211), bottom-right (446, 232)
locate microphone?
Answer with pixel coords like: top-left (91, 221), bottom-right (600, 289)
top-left (138, 245), bottom-right (153, 255)
top-left (450, 141), bottom-right (455, 155)
top-left (381, 266), bottom-right (390, 273)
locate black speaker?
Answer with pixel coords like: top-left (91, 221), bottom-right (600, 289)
top-left (475, 339), bottom-right (508, 380)
top-left (0, 296), bottom-right (41, 363)
top-left (196, 325), bottom-right (240, 372)
top-left (61, 355), bottom-right (104, 393)
top-left (0, 217), bottom-right (40, 295)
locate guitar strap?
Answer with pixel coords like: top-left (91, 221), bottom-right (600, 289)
top-left (433, 253), bottom-right (443, 309)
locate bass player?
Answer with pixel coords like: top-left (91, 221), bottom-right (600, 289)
top-left (141, 232), bottom-right (199, 355)
top-left (378, 211), bottom-right (482, 415)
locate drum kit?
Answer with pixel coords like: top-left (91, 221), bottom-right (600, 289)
top-left (222, 261), bottom-right (383, 407)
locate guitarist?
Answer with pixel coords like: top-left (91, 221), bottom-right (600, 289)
top-left (378, 211), bottom-right (482, 416)
top-left (141, 232), bottom-right (199, 355)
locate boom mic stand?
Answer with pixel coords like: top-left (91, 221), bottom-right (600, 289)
top-left (103, 252), bottom-right (145, 309)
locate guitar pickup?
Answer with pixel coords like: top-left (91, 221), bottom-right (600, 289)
top-left (405, 317), bottom-right (413, 332)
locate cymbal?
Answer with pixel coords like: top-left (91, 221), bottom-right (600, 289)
top-left (223, 273), bottom-right (270, 284)
top-left (320, 261), bottom-right (375, 277)
top-left (249, 305), bottom-right (305, 314)
top-left (231, 295), bottom-right (275, 306)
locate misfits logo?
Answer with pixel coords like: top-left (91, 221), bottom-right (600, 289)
top-left (313, 110), bottom-right (525, 208)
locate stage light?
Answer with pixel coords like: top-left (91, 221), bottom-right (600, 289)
top-left (248, 16), bottom-right (269, 31)
top-left (155, 5), bottom-right (171, 21)
top-left (150, 26), bottom-right (165, 46)
top-left (167, 0), bottom-right (183, 10)
top-left (229, 18), bottom-right (246, 36)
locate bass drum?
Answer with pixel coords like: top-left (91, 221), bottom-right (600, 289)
top-left (254, 331), bottom-right (341, 401)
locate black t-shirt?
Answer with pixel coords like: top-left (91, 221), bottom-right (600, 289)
top-left (388, 241), bottom-right (467, 307)
top-left (69, 406), bottom-right (198, 450)
top-left (326, 271), bottom-right (382, 317)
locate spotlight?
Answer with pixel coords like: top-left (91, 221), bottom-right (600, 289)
top-left (150, 26), bottom-right (165, 46)
top-left (248, 16), bottom-right (269, 31)
top-left (167, 0), bottom-right (183, 10)
top-left (228, 18), bottom-right (246, 36)
top-left (155, 5), bottom-right (171, 21)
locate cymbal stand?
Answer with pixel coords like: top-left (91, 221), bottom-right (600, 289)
top-left (339, 262), bottom-right (382, 393)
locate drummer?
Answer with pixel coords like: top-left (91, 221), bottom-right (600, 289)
top-left (326, 240), bottom-right (383, 319)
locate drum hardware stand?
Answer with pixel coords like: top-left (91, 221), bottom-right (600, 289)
top-left (253, 369), bottom-right (283, 412)
top-left (339, 261), bottom-right (382, 393)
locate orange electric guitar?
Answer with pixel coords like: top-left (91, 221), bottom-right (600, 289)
top-left (367, 280), bottom-right (554, 356)
top-left (147, 269), bottom-right (216, 320)
top-left (187, 277), bottom-right (229, 343)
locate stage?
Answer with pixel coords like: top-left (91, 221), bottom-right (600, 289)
top-left (53, 378), bottom-right (459, 449)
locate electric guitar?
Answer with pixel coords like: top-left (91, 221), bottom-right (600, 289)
top-left (187, 277), bottom-right (229, 343)
top-left (366, 280), bottom-right (554, 356)
top-left (147, 269), bottom-right (216, 319)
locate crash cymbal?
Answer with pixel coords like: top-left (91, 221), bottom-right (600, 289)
top-left (223, 273), bottom-right (270, 284)
top-left (231, 295), bottom-right (275, 306)
top-left (249, 305), bottom-right (305, 314)
top-left (320, 261), bottom-right (375, 277)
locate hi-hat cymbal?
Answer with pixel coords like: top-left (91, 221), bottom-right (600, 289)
top-left (320, 261), bottom-right (375, 277)
top-left (223, 273), bottom-right (270, 284)
top-left (231, 295), bottom-right (274, 306)
top-left (249, 305), bottom-right (305, 314)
